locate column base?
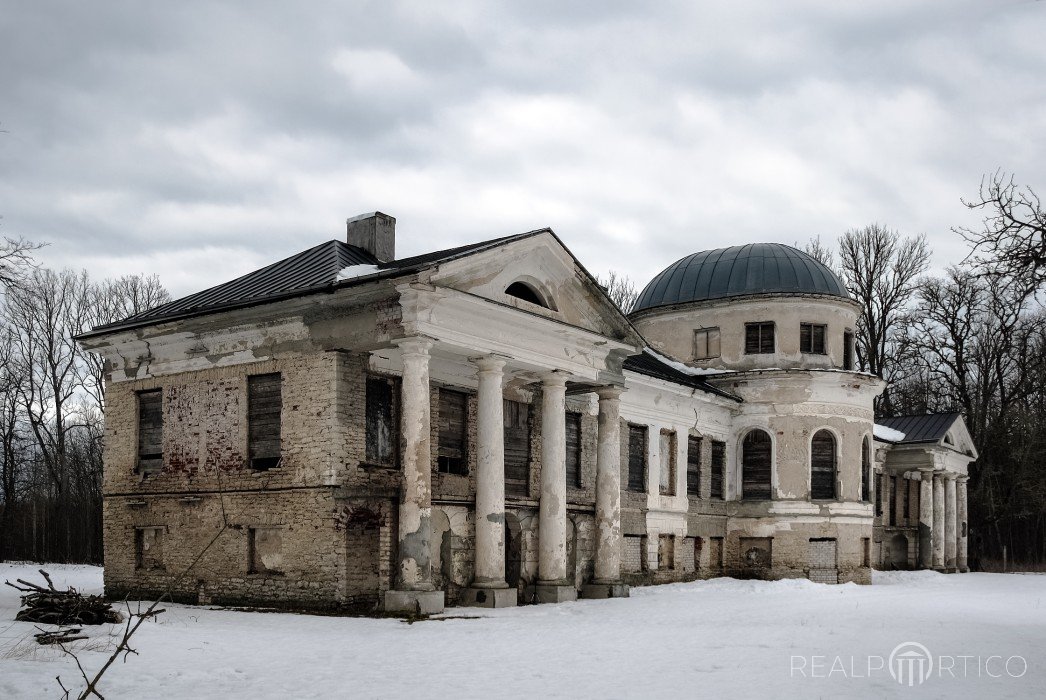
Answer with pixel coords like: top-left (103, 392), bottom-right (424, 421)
top-left (461, 586), bottom-right (518, 608)
top-left (383, 589), bottom-right (445, 615)
top-left (534, 582), bottom-right (577, 604)
top-left (580, 582), bottom-right (630, 599)
top-left (959, 566), bottom-right (970, 573)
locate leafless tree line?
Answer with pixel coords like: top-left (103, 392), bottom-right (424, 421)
top-left (0, 243), bottom-right (170, 564)
top-left (808, 172), bottom-right (1046, 568)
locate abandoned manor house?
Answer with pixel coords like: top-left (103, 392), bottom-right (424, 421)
top-left (77, 213), bottom-right (978, 613)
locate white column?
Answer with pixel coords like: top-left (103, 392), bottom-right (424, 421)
top-left (932, 472), bottom-right (945, 570)
top-left (536, 371), bottom-right (574, 602)
top-left (894, 473), bottom-right (907, 526)
top-left (464, 356), bottom-right (516, 608)
top-left (957, 476), bottom-right (969, 572)
top-left (881, 472), bottom-right (892, 527)
top-left (384, 338), bottom-right (444, 614)
top-left (918, 469), bottom-right (934, 569)
top-left (472, 356), bottom-right (507, 588)
top-left (593, 388), bottom-right (625, 584)
top-left (945, 473), bottom-right (957, 571)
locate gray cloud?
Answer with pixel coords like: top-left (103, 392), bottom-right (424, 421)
top-left (1, 0), bottom-right (1044, 297)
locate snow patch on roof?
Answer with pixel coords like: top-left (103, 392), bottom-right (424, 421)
top-left (874, 424), bottom-right (906, 443)
top-left (643, 348), bottom-right (732, 376)
top-left (335, 264), bottom-right (382, 282)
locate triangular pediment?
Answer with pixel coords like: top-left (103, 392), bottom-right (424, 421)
top-left (423, 230), bottom-right (642, 344)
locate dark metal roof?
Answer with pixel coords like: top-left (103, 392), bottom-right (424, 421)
top-left (623, 351), bottom-right (741, 401)
top-left (876, 413), bottom-right (961, 444)
top-left (79, 230), bottom-right (548, 339)
top-left (632, 243), bottom-right (849, 313)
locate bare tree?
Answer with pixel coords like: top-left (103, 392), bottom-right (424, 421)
top-left (800, 235), bottom-right (837, 271)
top-left (837, 224), bottom-right (930, 412)
top-left (596, 270), bottom-right (639, 313)
top-left (957, 171), bottom-right (1046, 286)
top-left (5, 268), bottom-right (93, 561)
top-left (0, 236), bottom-right (43, 289)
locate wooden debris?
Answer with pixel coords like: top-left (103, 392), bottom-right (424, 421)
top-left (4, 569), bottom-right (122, 626)
top-left (34, 628), bottom-right (89, 645)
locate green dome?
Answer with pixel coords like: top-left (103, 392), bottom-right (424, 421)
top-left (633, 243), bottom-right (848, 312)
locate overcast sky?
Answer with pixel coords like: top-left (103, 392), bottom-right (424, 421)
top-left (2, 1), bottom-right (1044, 299)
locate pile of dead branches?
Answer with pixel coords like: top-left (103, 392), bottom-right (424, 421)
top-left (4, 570), bottom-right (121, 626)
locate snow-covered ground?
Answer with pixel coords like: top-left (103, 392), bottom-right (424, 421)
top-left (1, 564), bottom-right (1042, 699)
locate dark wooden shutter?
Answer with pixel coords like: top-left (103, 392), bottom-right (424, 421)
top-left (627, 425), bottom-right (647, 492)
top-left (810, 430), bottom-right (836, 500)
top-left (745, 324), bottom-right (761, 354)
top-left (710, 440), bottom-right (725, 499)
top-left (843, 330), bottom-right (854, 370)
top-left (565, 413), bottom-right (582, 487)
top-left (813, 324), bottom-right (825, 354)
top-left (504, 400), bottom-right (530, 497)
top-left (137, 390), bottom-right (163, 473)
top-left (686, 436), bottom-right (702, 496)
top-left (248, 373), bottom-right (282, 470)
top-left (861, 438), bottom-right (870, 502)
top-left (759, 323), bottom-right (774, 353)
top-left (437, 389), bottom-right (468, 475)
top-left (800, 323), bottom-right (812, 353)
top-left (366, 376), bottom-right (397, 466)
top-left (742, 430), bottom-right (772, 499)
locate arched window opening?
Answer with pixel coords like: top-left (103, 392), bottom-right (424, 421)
top-left (861, 436), bottom-right (871, 502)
top-left (811, 430), bottom-right (837, 500)
top-left (505, 281), bottom-right (549, 308)
top-left (741, 430), bottom-right (773, 500)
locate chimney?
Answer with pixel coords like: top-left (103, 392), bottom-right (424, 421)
top-left (346, 212), bottom-right (396, 263)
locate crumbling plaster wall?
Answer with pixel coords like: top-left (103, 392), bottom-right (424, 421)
top-left (632, 295), bottom-right (860, 372)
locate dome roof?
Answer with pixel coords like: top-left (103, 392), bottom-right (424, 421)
top-left (633, 243), bottom-right (848, 313)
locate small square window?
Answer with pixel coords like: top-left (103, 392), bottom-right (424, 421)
top-left (437, 389), bottom-right (468, 475)
top-left (744, 322), bottom-right (775, 354)
top-left (693, 327), bottom-right (721, 360)
top-left (800, 323), bottom-right (827, 354)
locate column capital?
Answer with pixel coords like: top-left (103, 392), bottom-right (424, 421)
top-left (471, 354), bottom-right (509, 373)
top-left (919, 468), bottom-right (935, 481)
top-left (596, 385), bottom-right (625, 401)
top-left (957, 475), bottom-right (970, 484)
top-left (943, 472), bottom-right (957, 482)
top-left (394, 336), bottom-right (434, 356)
top-left (541, 370), bottom-right (569, 388)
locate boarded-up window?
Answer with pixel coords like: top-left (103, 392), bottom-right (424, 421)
top-left (504, 400), bottom-right (530, 497)
top-left (709, 536), bottom-right (724, 570)
top-left (566, 412), bottom-right (582, 488)
top-left (248, 527), bottom-right (283, 575)
top-left (861, 436), bottom-right (871, 502)
top-left (810, 430), bottom-right (836, 500)
top-left (627, 424), bottom-right (647, 492)
top-left (134, 527), bottom-right (164, 570)
top-left (136, 390), bottom-right (163, 474)
top-left (659, 430), bottom-right (676, 495)
top-left (744, 322), bottom-right (774, 354)
top-left (437, 389), bottom-right (468, 475)
top-left (686, 436), bottom-right (702, 496)
top-left (742, 429), bottom-right (772, 500)
top-left (740, 536), bottom-right (772, 570)
top-left (693, 327), bottom-right (721, 360)
top-left (800, 323), bottom-right (827, 354)
top-left (248, 374), bottom-right (282, 470)
top-left (658, 534), bottom-right (675, 570)
top-left (365, 375), bottom-right (398, 467)
top-left (710, 440), bottom-right (725, 499)
top-left (843, 330), bottom-right (855, 370)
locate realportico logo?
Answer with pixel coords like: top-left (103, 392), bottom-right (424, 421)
top-left (790, 641), bottom-right (1028, 685)
top-left (889, 642), bottom-right (933, 686)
